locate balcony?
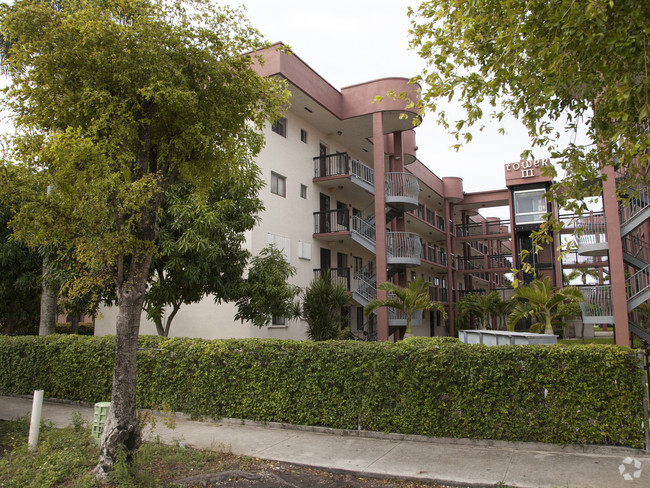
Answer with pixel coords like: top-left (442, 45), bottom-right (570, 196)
top-left (575, 212), bottom-right (608, 256)
top-left (386, 232), bottom-right (421, 267)
top-left (580, 285), bottom-right (614, 324)
top-left (313, 208), bottom-right (376, 253)
top-left (388, 308), bottom-right (423, 327)
top-left (385, 172), bottom-right (419, 213)
top-left (618, 179), bottom-right (650, 237)
top-left (313, 267), bottom-right (350, 291)
top-left (456, 220), bottom-right (511, 238)
top-left (313, 152), bottom-right (374, 194)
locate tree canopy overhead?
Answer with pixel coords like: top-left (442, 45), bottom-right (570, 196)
top-left (409, 0), bottom-right (649, 213)
top-left (0, 0), bottom-right (288, 476)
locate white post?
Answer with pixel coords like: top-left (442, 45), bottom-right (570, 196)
top-left (28, 390), bottom-right (44, 450)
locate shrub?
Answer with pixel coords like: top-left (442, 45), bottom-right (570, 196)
top-left (0, 335), bottom-right (644, 448)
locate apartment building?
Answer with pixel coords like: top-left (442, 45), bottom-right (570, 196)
top-left (95, 44), bottom-right (649, 344)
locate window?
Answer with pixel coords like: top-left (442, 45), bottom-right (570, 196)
top-left (300, 129), bottom-right (308, 143)
top-left (271, 315), bottom-right (286, 326)
top-left (271, 117), bottom-right (287, 137)
top-left (514, 189), bottom-right (547, 224)
top-left (271, 172), bottom-right (286, 197)
top-left (268, 233), bottom-right (291, 262)
top-left (300, 184), bottom-right (307, 199)
top-left (298, 241), bottom-right (311, 260)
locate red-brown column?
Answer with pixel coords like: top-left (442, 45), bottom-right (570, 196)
top-left (373, 112), bottom-right (389, 341)
top-left (445, 199), bottom-right (455, 336)
top-left (602, 164), bottom-right (630, 346)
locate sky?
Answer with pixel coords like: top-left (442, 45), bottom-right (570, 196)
top-left (226, 0), bottom-right (537, 218)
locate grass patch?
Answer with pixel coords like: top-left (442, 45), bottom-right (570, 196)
top-left (0, 420), bottom-right (446, 487)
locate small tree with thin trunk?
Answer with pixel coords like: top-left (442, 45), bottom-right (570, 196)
top-left (364, 278), bottom-right (447, 337)
top-left (507, 278), bottom-right (583, 334)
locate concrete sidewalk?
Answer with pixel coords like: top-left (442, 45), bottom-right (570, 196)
top-left (1, 395), bottom-right (648, 488)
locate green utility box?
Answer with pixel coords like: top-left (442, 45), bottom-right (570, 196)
top-left (92, 402), bottom-right (111, 442)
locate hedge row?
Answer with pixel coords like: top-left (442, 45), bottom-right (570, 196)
top-left (0, 334), bottom-right (645, 448)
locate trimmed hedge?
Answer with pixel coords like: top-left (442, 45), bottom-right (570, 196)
top-left (0, 334), bottom-right (645, 447)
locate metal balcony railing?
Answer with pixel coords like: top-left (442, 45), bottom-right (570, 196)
top-left (351, 159), bottom-right (374, 187)
top-left (580, 285), bottom-right (614, 319)
top-left (626, 263), bottom-right (650, 305)
top-left (313, 267), bottom-right (350, 291)
top-left (619, 183), bottom-right (650, 228)
top-left (488, 254), bottom-right (513, 269)
top-left (314, 152), bottom-right (349, 178)
top-left (575, 212), bottom-right (608, 247)
top-left (313, 208), bottom-right (349, 234)
top-left (352, 271), bottom-right (377, 303)
top-left (386, 232), bottom-right (421, 260)
top-left (385, 172), bottom-right (419, 200)
top-left (351, 215), bottom-right (376, 244)
top-left (622, 234), bottom-right (650, 266)
top-left (455, 220), bottom-right (511, 237)
top-left (457, 256), bottom-right (485, 271)
top-left (562, 252), bottom-right (604, 265)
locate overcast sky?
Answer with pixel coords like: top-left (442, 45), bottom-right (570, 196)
top-left (228, 0), bottom-right (537, 216)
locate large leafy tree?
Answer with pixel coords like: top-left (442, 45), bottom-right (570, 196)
top-left (507, 278), bottom-right (583, 334)
top-left (0, 0), bottom-right (287, 475)
top-left (145, 164), bottom-right (263, 337)
top-left (365, 278), bottom-right (447, 336)
top-left (300, 270), bottom-right (352, 341)
top-left (409, 1), bottom-right (650, 219)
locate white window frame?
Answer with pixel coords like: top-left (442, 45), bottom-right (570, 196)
top-left (271, 172), bottom-right (286, 197)
top-left (514, 188), bottom-right (548, 225)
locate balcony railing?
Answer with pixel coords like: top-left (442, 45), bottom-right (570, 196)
top-left (562, 252), bottom-right (605, 265)
top-left (351, 159), bottom-right (374, 187)
top-left (619, 184), bottom-right (650, 228)
top-left (488, 254), bottom-right (513, 269)
top-left (313, 208), bottom-right (349, 234)
top-left (314, 152), bottom-right (349, 178)
top-left (313, 152), bottom-right (375, 188)
top-left (622, 234), bottom-right (650, 265)
top-left (456, 220), bottom-right (511, 237)
top-left (576, 212), bottom-right (607, 241)
top-left (627, 263), bottom-right (650, 305)
top-left (580, 285), bottom-right (614, 319)
top-left (313, 267), bottom-right (350, 291)
top-left (351, 215), bottom-right (376, 243)
top-left (457, 255), bottom-right (485, 271)
top-left (352, 272), bottom-right (377, 303)
top-left (386, 232), bottom-right (421, 261)
top-left (385, 172), bottom-right (419, 200)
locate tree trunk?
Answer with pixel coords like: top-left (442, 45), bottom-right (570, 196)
top-left (544, 315), bottom-right (554, 334)
top-left (70, 316), bottom-right (79, 334)
top-left (39, 258), bottom-right (57, 335)
top-left (94, 273), bottom-right (149, 478)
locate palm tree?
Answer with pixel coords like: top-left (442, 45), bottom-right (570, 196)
top-left (364, 278), bottom-right (447, 336)
top-left (301, 270), bottom-right (352, 341)
top-left (455, 291), bottom-right (501, 330)
top-left (494, 295), bottom-right (515, 331)
top-left (563, 268), bottom-right (599, 286)
top-left (507, 277), bottom-right (583, 334)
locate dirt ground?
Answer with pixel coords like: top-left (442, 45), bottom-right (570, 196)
top-left (170, 459), bottom-right (449, 488)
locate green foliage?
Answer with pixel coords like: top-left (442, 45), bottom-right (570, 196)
top-left (365, 278), bottom-right (447, 335)
top-left (507, 278), bottom-right (583, 334)
top-left (0, 420), bottom-right (97, 488)
top-left (409, 0), bottom-right (650, 223)
top-left (234, 246), bottom-right (301, 327)
top-left (145, 164), bottom-right (265, 336)
top-left (0, 335), bottom-right (644, 448)
top-left (0, 203), bottom-right (41, 335)
top-left (301, 270), bottom-right (352, 340)
top-left (454, 292), bottom-right (502, 330)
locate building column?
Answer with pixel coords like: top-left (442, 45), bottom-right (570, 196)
top-left (601, 164), bottom-right (630, 346)
top-left (445, 199), bottom-right (455, 336)
top-left (373, 112), bottom-right (389, 341)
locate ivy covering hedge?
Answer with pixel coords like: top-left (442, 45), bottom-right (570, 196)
top-left (0, 334), bottom-right (645, 447)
